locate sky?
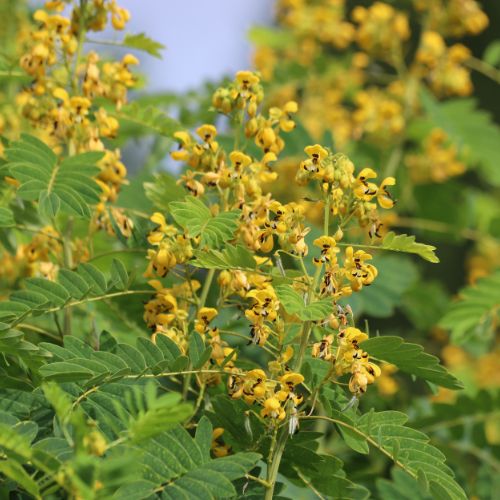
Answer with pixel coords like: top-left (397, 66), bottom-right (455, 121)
top-left (107, 0), bottom-right (275, 92)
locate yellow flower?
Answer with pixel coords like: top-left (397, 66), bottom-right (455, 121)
top-left (304, 144), bottom-right (328, 164)
top-left (354, 168), bottom-right (378, 201)
top-left (211, 428), bottom-right (231, 457)
top-left (109, 2), bottom-right (131, 30)
top-left (377, 177), bottom-right (396, 209)
top-left (340, 327), bottom-right (369, 346)
top-left (312, 335), bottom-right (334, 361)
top-left (261, 397), bottom-right (285, 420)
top-left (229, 151), bottom-right (252, 170)
top-left (196, 124), bottom-right (217, 143)
top-left (280, 372), bottom-right (304, 388)
top-left (313, 236), bottom-right (336, 250)
top-left (195, 307), bottom-right (219, 335)
top-left (235, 70), bottom-right (260, 90)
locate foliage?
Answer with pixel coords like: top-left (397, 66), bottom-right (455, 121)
top-left (439, 270), bottom-right (500, 344)
top-left (361, 336), bottom-right (463, 389)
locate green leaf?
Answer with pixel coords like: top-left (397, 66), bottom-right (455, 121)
top-left (191, 244), bottom-right (257, 270)
top-left (195, 416), bottom-right (213, 461)
top-left (111, 102), bottom-right (181, 138)
top-left (381, 232), bottom-right (439, 263)
top-left (330, 409), bottom-right (467, 500)
top-left (26, 278), bottom-right (69, 306)
top-left (144, 172), bottom-right (187, 209)
top-left (377, 468), bottom-right (433, 500)
top-left (420, 91), bottom-right (500, 186)
top-left (275, 284), bottom-right (333, 321)
top-left (130, 423), bottom-right (260, 498)
top-left (346, 255), bottom-right (418, 318)
top-left (39, 361), bottom-right (94, 382)
top-left (122, 32), bottom-right (165, 58)
top-left (439, 270), bottom-right (500, 344)
top-left (57, 269), bottom-right (90, 300)
top-left (110, 259), bottom-right (129, 290)
top-left (0, 207), bottom-right (14, 227)
top-left (0, 422), bottom-right (33, 460)
top-left (169, 196), bottom-right (241, 248)
top-left (6, 135), bottom-right (102, 218)
top-left (188, 332), bottom-right (212, 369)
top-left (0, 459), bottom-right (40, 497)
top-left (39, 190), bottom-right (60, 219)
top-left (360, 336), bottom-right (463, 390)
top-left (78, 263), bottom-right (107, 295)
top-left (116, 383), bottom-right (191, 442)
top-left (401, 281), bottom-right (450, 330)
top-left (483, 41), bottom-right (500, 67)
top-left (414, 389), bottom-right (500, 460)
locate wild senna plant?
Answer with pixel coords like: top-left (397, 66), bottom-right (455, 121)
top-left (0, 1), bottom-right (475, 499)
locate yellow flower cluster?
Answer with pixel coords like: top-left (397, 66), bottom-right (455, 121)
top-left (352, 2), bottom-right (410, 61)
top-left (297, 146), bottom-right (396, 228)
top-left (13, 0), bottom-right (137, 234)
top-left (406, 128), bottom-right (466, 183)
top-left (142, 71), bottom-right (396, 425)
top-left (145, 213), bottom-right (193, 278)
top-left (414, 0), bottom-right (488, 37)
top-left (229, 361), bottom-right (304, 426)
top-left (352, 88), bottom-right (405, 143)
top-left (313, 327), bottom-right (381, 395)
top-left (415, 31), bottom-right (472, 97)
top-left (277, 0), bottom-right (354, 50)
top-left (0, 224), bottom-right (94, 291)
top-left (145, 279), bottom-right (197, 352)
top-left (253, 0), bottom-right (487, 154)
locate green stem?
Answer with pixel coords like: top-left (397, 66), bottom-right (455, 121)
top-left (265, 427), bottom-right (287, 500)
top-left (265, 191), bottom-right (330, 496)
top-left (199, 268), bottom-right (215, 308)
top-left (294, 321), bottom-right (313, 372)
top-left (62, 217), bottom-right (74, 335)
top-left (465, 56), bottom-right (500, 85)
top-left (324, 196), bottom-right (330, 235)
top-left (18, 323), bottom-right (61, 343)
top-left (10, 290), bottom-right (154, 329)
top-left (383, 143), bottom-right (404, 178)
top-left (183, 268), bottom-right (216, 400)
